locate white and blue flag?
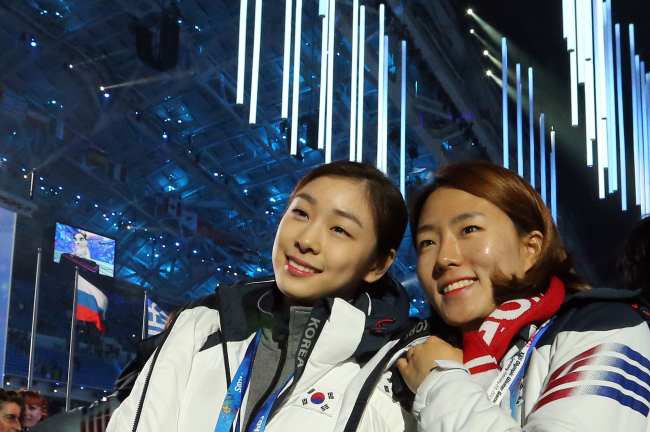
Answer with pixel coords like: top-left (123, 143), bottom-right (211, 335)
top-left (147, 299), bottom-right (169, 336)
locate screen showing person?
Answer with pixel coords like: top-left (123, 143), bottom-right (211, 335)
top-left (54, 222), bottom-right (116, 277)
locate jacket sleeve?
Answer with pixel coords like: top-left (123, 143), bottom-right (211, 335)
top-left (412, 322), bottom-right (650, 432)
top-left (411, 360), bottom-right (520, 432)
top-left (106, 306), bottom-right (222, 432)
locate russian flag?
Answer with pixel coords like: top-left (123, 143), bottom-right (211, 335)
top-left (76, 275), bottom-right (108, 334)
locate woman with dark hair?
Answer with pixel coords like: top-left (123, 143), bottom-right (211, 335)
top-left (397, 161), bottom-right (650, 431)
top-left (108, 161), bottom-right (414, 432)
top-left (618, 215), bottom-right (650, 300)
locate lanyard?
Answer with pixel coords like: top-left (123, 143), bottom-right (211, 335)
top-left (246, 374), bottom-right (294, 432)
top-left (486, 318), bottom-right (555, 408)
top-left (506, 318), bottom-right (554, 419)
top-left (215, 330), bottom-right (262, 432)
top-left (215, 330), bottom-right (295, 432)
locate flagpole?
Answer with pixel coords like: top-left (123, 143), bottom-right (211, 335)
top-left (142, 291), bottom-right (148, 340)
top-left (66, 266), bottom-right (79, 411)
top-left (27, 248), bottom-right (42, 390)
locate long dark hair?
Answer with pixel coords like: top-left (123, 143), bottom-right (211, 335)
top-left (410, 161), bottom-right (588, 304)
top-left (618, 216), bottom-right (650, 300)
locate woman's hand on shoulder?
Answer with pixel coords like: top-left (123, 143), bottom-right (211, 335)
top-left (396, 336), bottom-right (463, 393)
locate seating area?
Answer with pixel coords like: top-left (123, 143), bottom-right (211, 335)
top-left (5, 344), bottom-right (117, 390)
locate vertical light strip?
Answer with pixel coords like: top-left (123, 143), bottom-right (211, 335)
top-left (596, 0), bottom-right (607, 121)
top-left (400, 40), bottom-right (407, 198)
top-left (317, 8), bottom-right (329, 150)
top-left (383, 35), bottom-right (389, 173)
top-left (516, 64), bottom-right (523, 177)
top-left (570, 50), bottom-right (579, 126)
top-left (568, 0), bottom-right (578, 127)
top-left (598, 119), bottom-right (607, 198)
top-left (630, 28), bottom-right (640, 205)
top-left (637, 57), bottom-right (645, 210)
top-left (324, 0), bottom-right (336, 163)
top-left (594, 0), bottom-right (609, 186)
top-left (585, 59), bottom-right (596, 163)
top-left (576, 0), bottom-right (585, 83)
top-left (584, 0), bottom-right (595, 165)
top-left (644, 72), bottom-right (650, 213)
top-left (615, 24), bottom-right (627, 211)
top-left (236, 0), bottom-right (249, 105)
top-left (551, 128), bottom-right (558, 223)
top-left (540, 114), bottom-right (547, 205)
top-left (639, 71), bottom-right (650, 215)
top-left (280, 0), bottom-right (293, 119)
top-left (357, 7), bottom-right (366, 162)
top-left (318, 0), bottom-right (327, 17)
top-left (377, 4), bottom-right (385, 171)
top-left (349, 0), bottom-right (359, 161)
top-left (584, 0), bottom-right (593, 60)
top-left (529, 67), bottom-right (535, 188)
top-left (592, 0), bottom-right (606, 198)
top-left (562, 0), bottom-right (569, 40)
top-left (566, 0), bottom-right (576, 52)
top-left (502, 38), bottom-right (509, 169)
top-left (290, 0), bottom-right (303, 155)
top-left (249, 0), bottom-right (263, 124)
top-left (604, 0), bottom-right (617, 192)
top-left (636, 61), bottom-right (648, 215)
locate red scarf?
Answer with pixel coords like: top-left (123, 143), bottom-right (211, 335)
top-left (463, 277), bottom-right (565, 387)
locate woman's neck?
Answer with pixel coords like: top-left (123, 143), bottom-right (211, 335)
top-left (280, 295), bottom-right (314, 309)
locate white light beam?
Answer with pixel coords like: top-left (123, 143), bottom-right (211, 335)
top-left (349, 0), bottom-right (359, 161)
top-left (236, 0), bottom-right (249, 105)
top-left (290, 0), bottom-right (303, 155)
top-left (377, 4), bottom-right (385, 171)
top-left (541, 113), bottom-right (547, 204)
top-left (502, 38), bottom-right (509, 169)
top-left (317, 7), bottom-right (329, 150)
top-left (401, 40), bottom-right (407, 198)
top-left (281, 0), bottom-right (293, 119)
top-left (615, 24), bottom-right (626, 211)
top-left (357, 6), bottom-right (366, 162)
top-left (630, 27), bottom-right (640, 205)
top-left (324, 0), bottom-right (336, 163)
top-left (249, 0), bottom-right (263, 124)
top-left (517, 63), bottom-right (523, 176)
top-left (529, 67), bottom-right (535, 187)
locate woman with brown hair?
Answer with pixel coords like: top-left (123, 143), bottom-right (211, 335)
top-left (397, 161), bottom-right (650, 431)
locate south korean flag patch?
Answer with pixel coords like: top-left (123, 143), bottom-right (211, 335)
top-left (297, 387), bottom-right (342, 417)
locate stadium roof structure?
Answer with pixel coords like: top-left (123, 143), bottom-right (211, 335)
top-left (0, 0), bottom-right (581, 300)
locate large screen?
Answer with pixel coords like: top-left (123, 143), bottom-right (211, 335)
top-left (54, 223), bottom-right (116, 277)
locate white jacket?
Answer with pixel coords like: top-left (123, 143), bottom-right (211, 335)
top-left (411, 289), bottom-right (650, 432)
top-left (106, 276), bottom-right (417, 432)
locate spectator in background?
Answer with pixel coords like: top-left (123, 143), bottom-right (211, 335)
top-left (16, 391), bottom-right (47, 430)
top-left (0, 389), bottom-right (23, 432)
top-left (618, 215), bottom-right (650, 300)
